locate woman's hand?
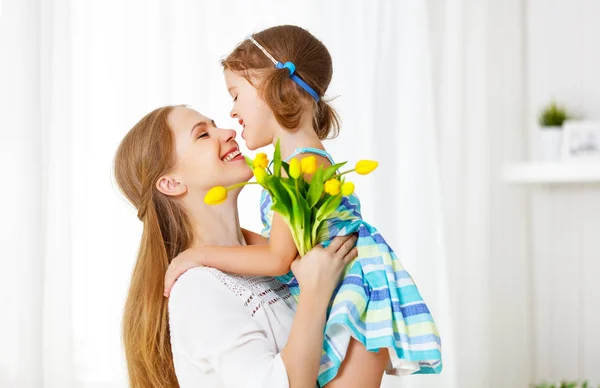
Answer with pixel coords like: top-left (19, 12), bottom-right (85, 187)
top-left (291, 234), bottom-right (358, 299)
top-left (164, 247), bottom-right (205, 297)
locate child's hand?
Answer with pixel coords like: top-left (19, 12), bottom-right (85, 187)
top-left (164, 247), bottom-right (204, 297)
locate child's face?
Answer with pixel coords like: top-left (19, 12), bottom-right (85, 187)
top-left (224, 69), bottom-right (276, 151)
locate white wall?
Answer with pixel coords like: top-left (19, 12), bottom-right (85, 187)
top-left (527, 0), bottom-right (600, 127)
top-left (526, 0), bottom-right (600, 384)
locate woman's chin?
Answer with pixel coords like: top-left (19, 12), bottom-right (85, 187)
top-left (227, 167), bottom-right (254, 187)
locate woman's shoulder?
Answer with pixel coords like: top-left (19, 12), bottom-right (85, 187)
top-left (169, 267), bottom-right (293, 317)
top-left (168, 267), bottom-right (235, 312)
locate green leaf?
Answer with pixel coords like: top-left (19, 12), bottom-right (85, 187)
top-left (281, 160), bottom-right (290, 177)
top-left (244, 155), bottom-right (254, 170)
top-left (281, 181), bottom-right (305, 230)
top-left (311, 193), bottom-right (342, 244)
top-left (281, 180), bottom-right (313, 254)
top-left (316, 194), bottom-right (343, 222)
top-left (323, 162), bottom-right (347, 181)
top-left (306, 166), bottom-right (325, 208)
top-left (273, 139), bottom-right (282, 177)
top-left (538, 101), bottom-right (569, 127)
top-left (268, 178), bottom-right (293, 218)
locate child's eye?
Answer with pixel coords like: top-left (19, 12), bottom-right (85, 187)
top-left (233, 95), bottom-right (238, 102)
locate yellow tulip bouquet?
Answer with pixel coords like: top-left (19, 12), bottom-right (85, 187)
top-left (204, 141), bottom-right (378, 256)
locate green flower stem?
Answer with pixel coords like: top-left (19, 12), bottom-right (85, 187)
top-left (226, 181), bottom-right (260, 191)
top-left (330, 169), bottom-right (355, 180)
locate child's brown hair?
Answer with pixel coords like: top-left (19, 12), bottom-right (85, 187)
top-left (222, 25), bottom-right (340, 140)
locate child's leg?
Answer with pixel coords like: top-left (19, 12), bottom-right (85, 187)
top-left (324, 337), bottom-right (389, 388)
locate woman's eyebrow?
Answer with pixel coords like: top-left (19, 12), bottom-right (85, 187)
top-left (190, 121), bottom-right (208, 136)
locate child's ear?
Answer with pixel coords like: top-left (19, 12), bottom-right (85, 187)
top-left (156, 176), bottom-right (187, 197)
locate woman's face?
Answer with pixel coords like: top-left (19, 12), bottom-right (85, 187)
top-left (224, 69), bottom-right (276, 151)
top-left (165, 106), bottom-right (252, 194)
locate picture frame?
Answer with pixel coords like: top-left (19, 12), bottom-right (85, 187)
top-left (561, 120), bottom-right (600, 160)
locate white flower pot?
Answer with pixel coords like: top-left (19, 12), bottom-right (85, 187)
top-left (537, 126), bottom-right (563, 161)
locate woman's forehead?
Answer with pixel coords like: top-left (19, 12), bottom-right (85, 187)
top-left (169, 107), bottom-right (209, 133)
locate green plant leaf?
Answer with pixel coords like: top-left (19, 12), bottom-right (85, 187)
top-left (273, 139), bottom-right (282, 177)
top-left (539, 101), bottom-right (569, 127)
top-left (280, 180), bottom-right (313, 254)
top-left (323, 162), bottom-right (348, 181)
top-left (268, 178), bottom-right (293, 219)
top-left (281, 160), bottom-right (290, 177)
top-left (315, 194), bottom-right (343, 223)
top-left (306, 166), bottom-right (325, 208)
top-left (244, 155), bottom-right (254, 170)
top-left (281, 182), bottom-right (306, 229)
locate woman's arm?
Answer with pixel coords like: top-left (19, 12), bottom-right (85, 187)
top-left (280, 235), bottom-right (357, 386)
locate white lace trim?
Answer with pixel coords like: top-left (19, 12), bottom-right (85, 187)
top-left (204, 267), bottom-right (292, 316)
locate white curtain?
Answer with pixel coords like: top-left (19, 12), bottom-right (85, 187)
top-left (0, 1), bottom-right (531, 387)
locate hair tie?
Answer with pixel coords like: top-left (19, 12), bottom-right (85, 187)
top-left (137, 204), bottom-right (147, 221)
top-left (247, 36), bottom-right (321, 102)
top-left (277, 61), bottom-right (296, 76)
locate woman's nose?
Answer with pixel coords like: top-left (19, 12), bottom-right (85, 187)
top-left (221, 128), bottom-right (236, 142)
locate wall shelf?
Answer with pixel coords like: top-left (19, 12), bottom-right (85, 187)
top-left (503, 161), bottom-right (600, 184)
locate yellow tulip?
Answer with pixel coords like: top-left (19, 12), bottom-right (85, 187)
top-left (204, 186), bottom-right (228, 205)
top-left (341, 182), bottom-right (355, 196)
top-left (254, 167), bottom-right (267, 184)
top-left (355, 160), bottom-right (378, 175)
top-left (253, 153), bottom-right (269, 169)
top-left (300, 156), bottom-right (317, 174)
top-left (324, 178), bottom-right (341, 196)
top-left (289, 158), bottom-right (301, 179)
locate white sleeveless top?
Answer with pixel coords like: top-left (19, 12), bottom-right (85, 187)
top-left (168, 267), bottom-right (297, 388)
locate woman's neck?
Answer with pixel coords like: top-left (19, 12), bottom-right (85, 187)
top-left (183, 191), bottom-right (246, 248)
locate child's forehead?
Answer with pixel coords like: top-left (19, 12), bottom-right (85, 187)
top-left (224, 69), bottom-right (261, 89)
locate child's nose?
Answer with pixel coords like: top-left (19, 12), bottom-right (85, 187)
top-left (230, 107), bottom-right (237, 119)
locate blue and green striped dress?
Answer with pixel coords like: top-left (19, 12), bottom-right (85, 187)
top-left (260, 148), bottom-right (443, 386)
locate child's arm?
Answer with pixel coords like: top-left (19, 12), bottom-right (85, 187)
top-left (164, 216), bottom-right (298, 296)
top-left (197, 216), bottom-right (297, 276)
top-left (241, 228), bottom-right (269, 246)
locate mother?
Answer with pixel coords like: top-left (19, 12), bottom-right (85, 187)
top-left (114, 105), bottom-right (357, 387)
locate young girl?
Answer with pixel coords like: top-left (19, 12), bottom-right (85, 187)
top-left (165, 25), bottom-right (442, 387)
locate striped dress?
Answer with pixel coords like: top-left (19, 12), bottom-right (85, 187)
top-left (260, 148), bottom-right (443, 386)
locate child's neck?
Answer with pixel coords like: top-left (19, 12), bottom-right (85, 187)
top-left (274, 123), bottom-right (325, 161)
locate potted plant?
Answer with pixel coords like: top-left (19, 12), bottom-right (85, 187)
top-left (537, 101), bottom-right (569, 161)
top-left (532, 380), bottom-right (598, 388)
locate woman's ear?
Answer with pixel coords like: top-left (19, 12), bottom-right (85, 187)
top-left (156, 176), bottom-right (187, 197)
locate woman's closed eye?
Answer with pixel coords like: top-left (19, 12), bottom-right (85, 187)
top-left (197, 131), bottom-right (209, 140)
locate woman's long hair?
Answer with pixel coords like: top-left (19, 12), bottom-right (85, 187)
top-left (114, 105), bottom-right (193, 387)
